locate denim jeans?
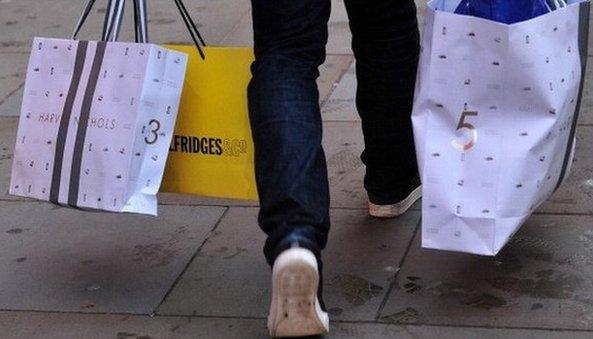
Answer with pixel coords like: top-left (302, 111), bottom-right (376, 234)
top-left (248, 0), bottom-right (420, 265)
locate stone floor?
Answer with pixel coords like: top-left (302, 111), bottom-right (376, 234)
top-left (1, 0), bottom-right (593, 338)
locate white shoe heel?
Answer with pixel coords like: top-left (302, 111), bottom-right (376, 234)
top-left (268, 248), bottom-right (329, 337)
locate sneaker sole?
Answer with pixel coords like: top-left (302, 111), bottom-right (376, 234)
top-left (369, 185), bottom-right (422, 218)
top-left (268, 248), bottom-right (329, 337)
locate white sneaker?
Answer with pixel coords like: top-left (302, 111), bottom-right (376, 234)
top-left (368, 185), bottom-right (422, 218)
top-left (267, 247), bottom-right (329, 338)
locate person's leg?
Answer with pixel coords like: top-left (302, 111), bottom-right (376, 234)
top-left (344, 0), bottom-right (421, 213)
top-left (248, 0), bottom-right (331, 336)
top-left (249, 0), bottom-right (331, 274)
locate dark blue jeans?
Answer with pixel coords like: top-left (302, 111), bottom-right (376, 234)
top-left (248, 0), bottom-right (420, 265)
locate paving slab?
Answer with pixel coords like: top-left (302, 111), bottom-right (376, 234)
top-left (539, 126), bottom-right (593, 214)
top-left (323, 121), bottom-right (367, 209)
top-left (318, 54), bottom-right (354, 105)
top-left (330, 0), bottom-right (350, 23)
top-left (0, 201), bottom-right (226, 314)
top-left (330, 323), bottom-right (593, 339)
top-left (380, 214), bottom-right (593, 330)
top-left (2, 311), bottom-right (593, 339)
top-left (0, 0), bottom-right (128, 52)
top-left (0, 312), bottom-right (266, 339)
top-left (155, 207), bottom-right (269, 318)
top-left (157, 193), bottom-right (258, 208)
top-left (0, 53), bottom-right (27, 106)
top-left (0, 117), bottom-right (19, 201)
top-left (0, 86), bottom-right (22, 117)
top-left (324, 121), bottom-right (421, 210)
top-left (579, 57), bottom-right (593, 125)
top-left (157, 207), bottom-right (419, 321)
top-left (327, 21), bottom-right (353, 55)
top-left (327, 0), bottom-right (353, 55)
top-left (157, 1), bottom-right (250, 47)
top-left (219, 8), bottom-right (253, 47)
top-left (0, 0), bottom-right (249, 53)
top-left (322, 62), bottom-right (360, 122)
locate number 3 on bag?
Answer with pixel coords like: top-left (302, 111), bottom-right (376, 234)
top-left (452, 110), bottom-right (478, 151)
top-left (145, 119), bottom-right (161, 145)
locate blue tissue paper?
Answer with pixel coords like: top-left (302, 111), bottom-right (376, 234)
top-left (455, 0), bottom-right (551, 24)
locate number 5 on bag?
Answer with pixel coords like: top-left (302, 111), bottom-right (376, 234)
top-left (161, 46), bottom-right (258, 201)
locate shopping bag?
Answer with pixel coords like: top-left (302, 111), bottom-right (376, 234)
top-left (412, 0), bottom-right (590, 255)
top-left (454, 0), bottom-right (551, 24)
top-left (160, 46), bottom-right (258, 201)
top-left (9, 37), bottom-right (188, 215)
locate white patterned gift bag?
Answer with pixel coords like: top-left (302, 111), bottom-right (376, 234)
top-left (412, 0), bottom-right (590, 255)
top-left (9, 38), bottom-right (188, 215)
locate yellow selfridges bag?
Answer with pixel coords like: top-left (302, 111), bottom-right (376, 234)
top-left (161, 46), bottom-right (258, 200)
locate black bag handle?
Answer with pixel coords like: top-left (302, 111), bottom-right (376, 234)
top-left (133, 0), bottom-right (148, 43)
top-left (71, 0), bottom-right (206, 59)
top-left (173, 0), bottom-right (206, 59)
top-left (71, 0), bottom-right (97, 40)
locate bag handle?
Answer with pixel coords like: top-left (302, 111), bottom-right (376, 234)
top-left (72, 0), bottom-right (136, 41)
top-left (101, 0), bottom-right (116, 41)
top-left (71, 0), bottom-right (206, 58)
top-left (173, 0), bottom-right (206, 59)
top-left (133, 0), bottom-right (148, 43)
top-left (132, 0), bottom-right (206, 58)
top-left (107, 0), bottom-right (126, 41)
top-left (71, 0), bottom-right (97, 41)
top-left (547, 0), bottom-right (568, 10)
